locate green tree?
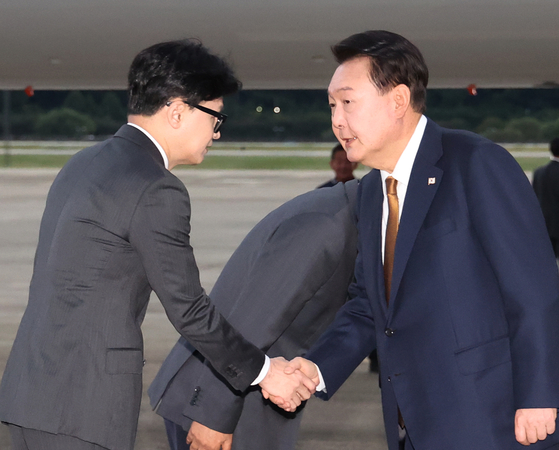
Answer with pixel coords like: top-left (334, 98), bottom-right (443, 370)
top-left (63, 91), bottom-right (98, 116)
top-left (542, 118), bottom-right (559, 141)
top-left (506, 117), bottom-right (542, 142)
top-left (35, 108), bottom-right (96, 138)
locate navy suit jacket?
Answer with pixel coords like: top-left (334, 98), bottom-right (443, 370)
top-left (306, 119), bottom-right (559, 450)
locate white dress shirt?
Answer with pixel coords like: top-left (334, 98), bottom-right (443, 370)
top-left (380, 115), bottom-right (427, 261)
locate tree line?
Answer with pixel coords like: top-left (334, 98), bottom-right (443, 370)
top-left (2, 88), bottom-right (559, 142)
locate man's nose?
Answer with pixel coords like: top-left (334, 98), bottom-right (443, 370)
top-left (331, 108), bottom-right (345, 129)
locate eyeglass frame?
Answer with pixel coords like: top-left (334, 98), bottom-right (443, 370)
top-left (165, 100), bottom-right (227, 133)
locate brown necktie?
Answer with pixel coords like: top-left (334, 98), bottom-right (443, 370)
top-left (384, 176), bottom-right (405, 428)
top-left (384, 176), bottom-right (399, 305)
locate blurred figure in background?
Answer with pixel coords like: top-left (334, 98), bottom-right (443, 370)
top-left (533, 137), bottom-right (559, 258)
top-left (317, 143), bottom-right (358, 188)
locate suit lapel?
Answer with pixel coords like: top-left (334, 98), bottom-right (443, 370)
top-left (360, 171), bottom-right (388, 314)
top-left (389, 120), bottom-right (444, 306)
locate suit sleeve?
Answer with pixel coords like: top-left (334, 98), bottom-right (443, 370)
top-left (181, 210), bottom-right (352, 432)
top-left (305, 243), bottom-right (377, 399)
top-left (128, 175), bottom-right (265, 392)
top-left (467, 142), bottom-right (559, 409)
top-left (305, 185), bottom-right (377, 399)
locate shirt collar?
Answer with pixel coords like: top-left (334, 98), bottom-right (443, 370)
top-left (127, 122), bottom-right (169, 169)
top-left (381, 115), bottom-right (427, 186)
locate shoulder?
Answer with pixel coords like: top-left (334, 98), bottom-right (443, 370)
top-left (317, 179), bottom-right (337, 189)
top-left (430, 123), bottom-right (515, 172)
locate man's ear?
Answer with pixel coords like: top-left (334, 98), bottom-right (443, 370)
top-left (166, 100), bottom-right (189, 130)
top-left (391, 84), bottom-right (411, 118)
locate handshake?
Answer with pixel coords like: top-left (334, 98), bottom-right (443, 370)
top-left (258, 356), bottom-right (320, 412)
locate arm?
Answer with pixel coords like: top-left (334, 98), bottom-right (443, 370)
top-left (129, 175), bottom-right (266, 392)
top-left (302, 250), bottom-right (377, 399)
top-left (467, 142), bottom-right (559, 443)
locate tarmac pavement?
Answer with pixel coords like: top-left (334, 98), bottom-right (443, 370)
top-left (0, 168), bottom-right (386, 450)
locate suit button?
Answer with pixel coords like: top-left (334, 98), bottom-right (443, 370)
top-left (385, 328), bottom-right (395, 337)
top-left (387, 376), bottom-right (392, 382)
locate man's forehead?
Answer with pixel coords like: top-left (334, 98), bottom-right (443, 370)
top-left (327, 85), bottom-right (354, 97)
top-left (328, 58), bottom-right (373, 95)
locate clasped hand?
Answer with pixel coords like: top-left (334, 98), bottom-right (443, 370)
top-left (186, 421), bottom-right (232, 450)
top-left (259, 356), bottom-right (319, 412)
top-left (515, 408), bottom-right (557, 446)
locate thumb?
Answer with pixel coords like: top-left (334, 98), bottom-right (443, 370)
top-left (284, 357), bottom-right (302, 375)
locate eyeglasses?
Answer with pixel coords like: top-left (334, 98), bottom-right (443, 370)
top-left (166, 100), bottom-right (227, 133)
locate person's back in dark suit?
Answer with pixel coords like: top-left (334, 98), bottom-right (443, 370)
top-left (148, 180), bottom-right (359, 450)
top-left (533, 138), bottom-right (559, 257)
top-left (0, 40), bottom-right (311, 450)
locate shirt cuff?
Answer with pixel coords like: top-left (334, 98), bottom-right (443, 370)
top-left (315, 363), bottom-right (327, 392)
top-left (251, 355), bottom-right (270, 385)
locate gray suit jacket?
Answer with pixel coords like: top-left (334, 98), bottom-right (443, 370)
top-left (148, 180), bottom-right (359, 450)
top-left (0, 125), bottom-right (264, 450)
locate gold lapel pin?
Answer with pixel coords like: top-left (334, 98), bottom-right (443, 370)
top-left (428, 177), bottom-right (436, 185)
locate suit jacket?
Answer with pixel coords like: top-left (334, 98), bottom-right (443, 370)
top-left (148, 180), bottom-right (359, 450)
top-left (306, 119), bottom-right (559, 450)
top-left (0, 125), bottom-right (264, 450)
top-left (533, 160), bottom-right (559, 240)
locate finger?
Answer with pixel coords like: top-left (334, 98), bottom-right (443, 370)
top-left (290, 394), bottom-right (302, 408)
top-left (283, 398), bottom-right (298, 412)
top-left (537, 425), bottom-right (548, 441)
top-left (296, 371), bottom-right (317, 393)
top-left (261, 389), bottom-right (269, 399)
top-left (267, 394), bottom-right (286, 407)
top-left (296, 388), bottom-right (311, 401)
top-left (515, 423), bottom-right (528, 446)
top-left (223, 440), bottom-right (232, 450)
top-left (284, 359), bottom-right (300, 375)
top-left (547, 418), bottom-right (556, 436)
top-left (525, 426), bottom-right (538, 444)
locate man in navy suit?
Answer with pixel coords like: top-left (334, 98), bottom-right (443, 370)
top-left (283, 30), bottom-right (559, 450)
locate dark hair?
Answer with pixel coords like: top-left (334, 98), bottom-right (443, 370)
top-left (551, 138), bottom-right (559, 157)
top-left (331, 143), bottom-right (345, 160)
top-left (332, 30), bottom-right (429, 114)
top-left (127, 39), bottom-right (241, 116)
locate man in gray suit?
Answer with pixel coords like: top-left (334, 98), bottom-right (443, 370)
top-left (0, 40), bottom-right (313, 450)
top-left (148, 180), bottom-right (359, 450)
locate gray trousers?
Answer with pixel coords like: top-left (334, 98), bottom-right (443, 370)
top-left (8, 425), bottom-right (109, 450)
